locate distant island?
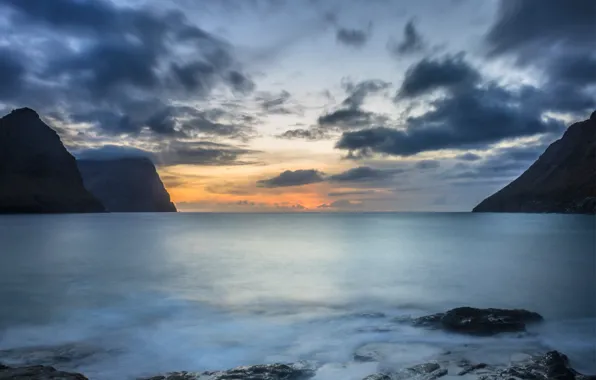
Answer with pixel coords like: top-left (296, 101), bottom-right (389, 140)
top-left (473, 111), bottom-right (596, 214)
top-left (0, 108), bottom-right (176, 214)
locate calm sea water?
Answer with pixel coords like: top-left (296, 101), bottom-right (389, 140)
top-left (0, 213), bottom-right (594, 379)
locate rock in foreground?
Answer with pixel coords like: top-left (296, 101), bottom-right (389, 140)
top-left (412, 307), bottom-right (543, 335)
top-left (0, 108), bottom-right (105, 214)
top-left (141, 363), bottom-right (316, 380)
top-left (479, 351), bottom-right (595, 380)
top-left (473, 111), bottom-right (596, 214)
top-left (0, 364), bottom-right (88, 379)
top-left (78, 158), bottom-right (176, 213)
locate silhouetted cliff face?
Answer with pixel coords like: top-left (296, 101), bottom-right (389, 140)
top-left (473, 111), bottom-right (596, 214)
top-left (77, 158), bottom-right (177, 212)
top-left (0, 108), bottom-right (105, 213)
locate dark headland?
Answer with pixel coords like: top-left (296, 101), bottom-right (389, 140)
top-left (0, 108), bottom-right (176, 214)
top-left (473, 111), bottom-right (596, 214)
top-left (0, 108), bottom-right (105, 214)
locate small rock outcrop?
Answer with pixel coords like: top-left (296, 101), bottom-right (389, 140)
top-left (0, 364), bottom-right (88, 379)
top-left (363, 362), bottom-right (447, 380)
top-left (141, 363), bottom-right (315, 380)
top-left (77, 158), bottom-right (176, 213)
top-left (0, 108), bottom-right (105, 213)
top-left (479, 351), bottom-right (596, 380)
top-left (412, 307), bottom-right (543, 335)
top-left (473, 111), bottom-right (596, 214)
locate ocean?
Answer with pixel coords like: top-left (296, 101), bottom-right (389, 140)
top-left (0, 213), bottom-right (594, 379)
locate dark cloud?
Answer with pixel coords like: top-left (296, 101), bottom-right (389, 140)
top-left (415, 160), bottom-right (440, 169)
top-left (328, 166), bottom-right (396, 182)
top-left (318, 109), bottom-right (383, 128)
top-left (456, 152), bottom-right (482, 161)
top-left (277, 127), bottom-right (329, 140)
top-left (0, 47), bottom-right (26, 100)
top-left (160, 141), bottom-right (258, 166)
top-left (341, 79), bottom-right (391, 109)
top-left (257, 169), bottom-right (325, 188)
top-left (485, 0), bottom-right (595, 60)
top-left (397, 53), bottom-right (480, 99)
top-left (446, 141), bottom-right (550, 181)
top-left (255, 90), bottom-right (303, 115)
top-left (336, 25), bottom-right (372, 48)
top-left (317, 79), bottom-right (390, 130)
top-left (484, 0), bottom-right (596, 115)
top-left (337, 83), bottom-right (563, 157)
top-left (0, 0), bottom-right (253, 142)
top-left (337, 51), bottom-right (568, 158)
top-left (328, 190), bottom-right (379, 197)
top-left (387, 20), bottom-right (425, 56)
top-left (73, 141), bottom-right (258, 167)
top-left (72, 104), bottom-right (254, 140)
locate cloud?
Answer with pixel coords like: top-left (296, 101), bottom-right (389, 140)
top-left (337, 83), bottom-right (563, 157)
top-left (446, 141), bottom-right (550, 181)
top-left (257, 169), bottom-right (325, 188)
top-left (277, 127), bottom-right (329, 140)
top-left (336, 25), bottom-right (372, 48)
top-left (396, 53), bottom-right (480, 99)
top-left (0, 0), bottom-right (254, 144)
top-left (328, 166), bottom-right (397, 182)
top-left (73, 141), bottom-right (258, 167)
top-left (415, 160), bottom-right (440, 169)
top-left (72, 145), bottom-right (154, 161)
top-left (337, 53), bottom-right (566, 158)
top-left (456, 152), bottom-right (482, 161)
top-left (341, 79), bottom-right (391, 109)
top-left (485, 0), bottom-right (595, 61)
top-left (317, 199), bottom-right (362, 209)
top-left (256, 90), bottom-right (301, 115)
top-left (317, 79), bottom-right (390, 130)
top-left (387, 19), bottom-right (426, 56)
top-left (484, 0), bottom-right (596, 115)
top-left (328, 190), bottom-right (379, 197)
top-left (0, 47), bottom-right (25, 101)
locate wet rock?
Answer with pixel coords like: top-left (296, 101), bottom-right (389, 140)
top-left (363, 375), bottom-right (392, 380)
top-left (364, 362), bottom-right (445, 380)
top-left (479, 351), bottom-right (595, 380)
top-left (412, 307), bottom-right (543, 335)
top-left (0, 364), bottom-right (88, 379)
top-left (141, 363), bottom-right (316, 380)
top-left (457, 363), bottom-right (487, 376)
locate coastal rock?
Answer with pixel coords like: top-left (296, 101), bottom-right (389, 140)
top-left (0, 364), bottom-right (88, 379)
top-left (77, 158), bottom-right (176, 212)
top-left (412, 307), bottom-right (543, 335)
top-left (473, 111), bottom-right (596, 214)
top-left (362, 362), bottom-right (446, 380)
top-left (141, 363), bottom-right (316, 380)
top-left (0, 108), bottom-right (105, 213)
top-left (479, 351), bottom-right (596, 380)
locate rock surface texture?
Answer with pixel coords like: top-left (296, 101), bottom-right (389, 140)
top-left (411, 307), bottom-right (543, 335)
top-left (473, 111), bottom-right (596, 214)
top-left (0, 108), bottom-right (105, 213)
top-left (0, 365), bottom-right (88, 379)
top-left (78, 158), bottom-right (177, 212)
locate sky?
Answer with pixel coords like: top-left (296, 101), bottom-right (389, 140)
top-left (0, 0), bottom-right (594, 212)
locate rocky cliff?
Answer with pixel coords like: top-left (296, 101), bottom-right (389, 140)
top-left (0, 108), bottom-right (105, 214)
top-left (77, 158), bottom-right (177, 212)
top-left (473, 111), bottom-right (596, 214)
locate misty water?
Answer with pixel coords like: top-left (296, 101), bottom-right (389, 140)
top-left (0, 213), bottom-right (594, 379)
